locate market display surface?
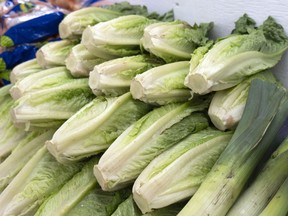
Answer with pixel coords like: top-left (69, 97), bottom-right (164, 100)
top-left (0, 1), bottom-right (288, 215)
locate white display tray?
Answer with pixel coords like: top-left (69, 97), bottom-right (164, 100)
top-left (111, 0), bottom-right (288, 88)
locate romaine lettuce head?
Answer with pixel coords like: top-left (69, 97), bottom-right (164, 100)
top-left (133, 128), bottom-right (233, 213)
top-left (59, 7), bottom-right (122, 39)
top-left (36, 40), bottom-right (77, 69)
top-left (208, 70), bottom-right (278, 130)
top-left (0, 85), bottom-right (28, 161)
top-left (10, 66), bottom-right (73, 100)
top-left (0, 130), bottom-right (55, 192)
top-left (35, 156), bottom-right (99, 216)
top-left (141, 21), bottom-right (213, 63)
top-left (11, 78), bottom-right (95, 131)
top-left (89, 54), bottom-right (164, 96)
top-left (185, 16), bottom-right (288, 94)
top-left (94, 98), bottom-right (210, 191)
top-left (81, 15), bottom-right (157, 60)
top-left (0, 146), bottom-right (84, 216)
top-left (65, 44), bottom-right (107, 78)
top-left (130, 61), bottom-right (191, 105)
top-left (10, 59), bottom-right (42, 84)
top-left (46, 92), bottom-right (152, 164)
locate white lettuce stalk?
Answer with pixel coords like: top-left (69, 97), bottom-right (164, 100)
top-left (81, 15), bottom-right (156, 60)
top-left (94, 98), bottom-right (210, 191)
top-left (141, 21), bottom-right (212, 63)
top-left (65, 44), bottom-right (107, 77)
top-left (10, 66), bottom-right (72, 100)
top-left (208, 70), bottom-right (277, 131)
top-left (10, 59), bottom-right (42, 84)
top-left (89, 54), bottom-right (164, 96)
top-left (130, 61), bottom-right (191, 105)
top-left (36, 40), bottom-right (77, 68)
top-left (46, 92), bottom-right (151, 164)
top-left (184, 16), bottom-right (288, 94)
top-left (133, 128), bottom-right (233, 213)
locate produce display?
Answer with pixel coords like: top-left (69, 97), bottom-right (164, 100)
top-left (0, 1), bottom-right (288, 216)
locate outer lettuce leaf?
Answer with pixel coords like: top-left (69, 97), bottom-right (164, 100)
top-left (0, 130), bottom-right (55, 192)
top-left (46, 92), bottom-right (152, 164)
top-left (67, 187), bottom-right (131, 216)
top-left (89, 54), bottom-right (164, 96)
top-left (11, 78), bottom-right (95, 131)
top-left (81, 15), bottom-right (157, 60)
top-left (0, 147), bottom-right (84, 216)
top-left (94, 99), bottom-right (210, 191)
top-left (185, 16), bottom-right (288, 94)
top-left (35, 156), bottom-right (100, 216)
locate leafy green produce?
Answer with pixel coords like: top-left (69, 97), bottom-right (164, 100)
top-left (46, 92), bottom-right (152, 164)
top-left (178, 79), bottom-right (288, 216)
top-left (184, 16), bottom-right (288, 94)
top-left (208, 70), bottom-right (277, 130)
top-left (0, 146), bottom-right (84, 215)
top-left (81, 15), bottom-right (157, 60)
top-left (133, 128), bottom-right (232, 213)
top-left (9, 59), bottom-right (42, 84)
top-left (11, 77), bottom-right (95, 130)
top-left (226, 137), bottom-right (288, 216)
top-left (65, 44), bottom-right (107, 77)
top-left (35, 156), bottom-right (99, 216)
top-left (36, 40), bottom-right (77, 68)
top-left (10, 66), bottom-right (73, 100)
top-left (130, 61), bottom-right (191, 105)
top-left (0, 130), bottom-right (55, 192)
top-left (141, 21), bottom-right (212, 63)
top-left (89, 54), bottom-right (164, 96)
top-left (94, 98), bottom-right (209, 191)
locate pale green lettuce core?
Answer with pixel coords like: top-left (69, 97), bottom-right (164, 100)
top-left (46, 92), bottom-right (152, 164)
top-left (208, 70), bottom-right (277, 131)
top-left (0, 147), bottom-right (85, 216)
top-left (141, 21), bottom-right (213, 63)
top-left (10, 66), bottom-right (73, 100)
top-left (11, 78), bottom-right (95, 131)
top-left (130, 61), bottom-right (191, 105)
top-left (10, 59), bottom-right (42, 84)
top-left (0, 130), bottom-right (55, 192)
top-left (184, 16), bottom-right (288, 94)
top-left (94, 98), bottom-right (210, 191)
top-left (89, 54), bottom-right (164, 96)
top-left (35, 156), bottom-right (99, 216)
top-left (65, 44), bottom-right (107, 77)
top-left (0, 85), bottom-right (27, 161)
top-left (133, 128), bottom-right (233, 213)
top-left (36, 40), bottom-right (77, 69)
top-left (81, 15), bottom-right (157, 60)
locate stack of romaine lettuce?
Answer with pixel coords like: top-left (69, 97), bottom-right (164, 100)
top-left (0, 2), bottom-right (287, 216)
